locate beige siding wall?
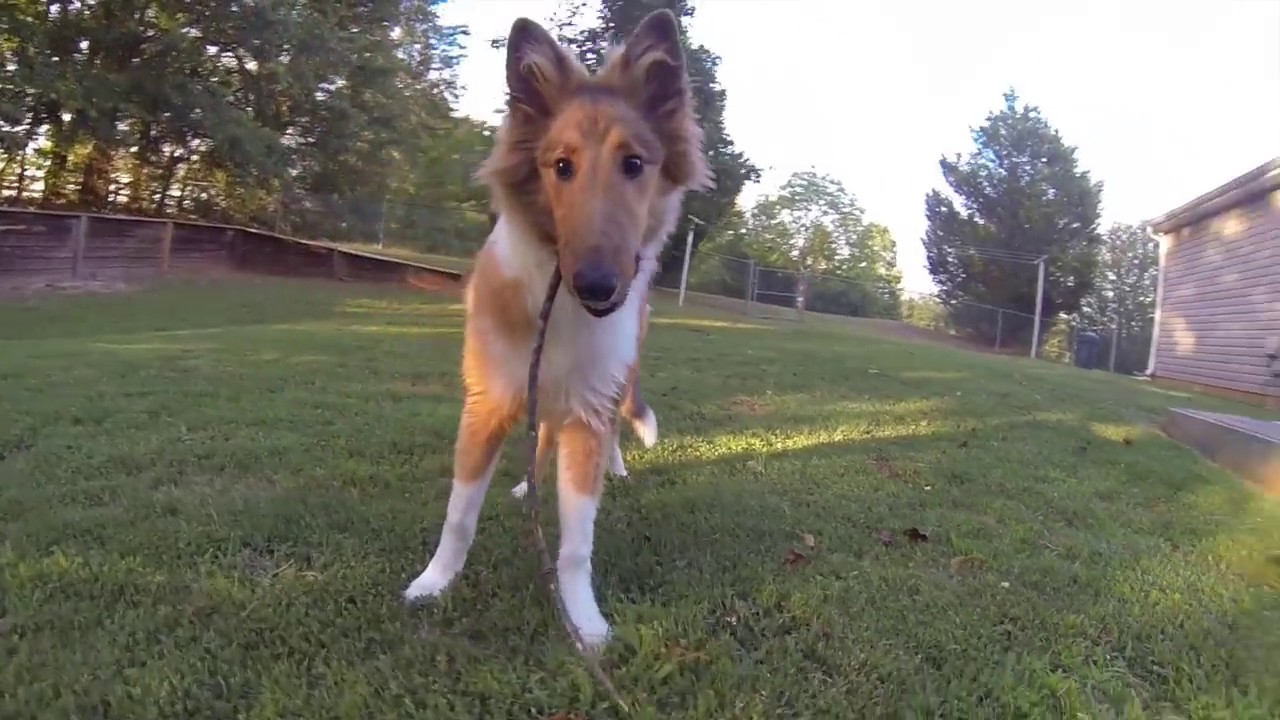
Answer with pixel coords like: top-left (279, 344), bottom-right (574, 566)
top-left (1155, 190), bottom-right (1280, 397)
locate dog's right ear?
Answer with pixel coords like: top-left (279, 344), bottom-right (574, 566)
top-left (505, 18), bottom-right (575, 120)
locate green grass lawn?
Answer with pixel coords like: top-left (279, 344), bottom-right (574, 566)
top-left (1, 276), bottom-right (1277, 719)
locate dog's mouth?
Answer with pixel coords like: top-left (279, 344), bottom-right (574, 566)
top-left (580, 300), bottom-right (622, 318)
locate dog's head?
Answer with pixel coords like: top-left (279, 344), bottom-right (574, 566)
top-left (479, 9), bottom-right (713, 318)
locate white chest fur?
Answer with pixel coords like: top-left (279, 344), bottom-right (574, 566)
top-left (472, 217), bottom-right (648, 428)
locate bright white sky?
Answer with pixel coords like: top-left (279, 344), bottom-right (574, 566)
top-left (439, 0), bottom-right (1280, 293)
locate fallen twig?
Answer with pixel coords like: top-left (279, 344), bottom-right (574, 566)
top-left (522, 266), bottom-right (630, 713)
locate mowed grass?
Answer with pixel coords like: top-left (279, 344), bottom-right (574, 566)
top-left (1, 276), bottom-right (1278, 719)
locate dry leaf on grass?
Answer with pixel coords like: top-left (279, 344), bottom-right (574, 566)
top-left (783, 549), bottom-right (811, 568)
top-left (949, 555), bottom-right (986, 575)
top-left (868, 455), bottom-right (899, 478)
top-left (667, 641), bottom-right (709, 663)
top-left (875, 530), bottom-right (895, 546)
top-left (800, 532), bottom-right (816, 549)
top-left (904, 527), bottom-right (929, 543)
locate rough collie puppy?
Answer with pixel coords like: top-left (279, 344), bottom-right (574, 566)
top-left (402, 9), bottom-right (712, 651)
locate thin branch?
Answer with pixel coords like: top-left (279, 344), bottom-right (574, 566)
top-left (522, 265), bottom-right (630, 714)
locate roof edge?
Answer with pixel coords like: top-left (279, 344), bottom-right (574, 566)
top-left (1145, 156), bottom-right (1280, 234)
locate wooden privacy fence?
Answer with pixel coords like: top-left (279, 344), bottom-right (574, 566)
top-left (0, 207), bottom-right (463, 290)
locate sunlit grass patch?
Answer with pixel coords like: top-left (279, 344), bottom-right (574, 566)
top-left (1, 276), bottom-right (1277, 719)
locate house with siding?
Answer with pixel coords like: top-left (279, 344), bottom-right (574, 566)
top-left (1144, 156), bottom-right (1280, 410)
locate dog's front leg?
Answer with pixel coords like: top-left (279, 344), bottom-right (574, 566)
top-left (404, 396), bottom-right (515, 602)
top-left (556, 417), bottom-right (611, 651)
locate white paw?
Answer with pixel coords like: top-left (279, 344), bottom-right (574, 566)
top-left (402, 566), bottom-right (455, 603)
top-left (510, 480), bottom-right (528, 499)
top-left (570, 613), bottom-right (612, 654)
top-left (631, 407), bottom-right (658, 448)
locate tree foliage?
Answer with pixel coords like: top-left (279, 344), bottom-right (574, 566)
top-left (0, 0), bottom-right (492, 247)
top-left (696, 170), bottom-right (903, 319)
top-left (1077, 222), bottom-right (1159, 373)
top-left (922, 89), bottom-right (1103, 345)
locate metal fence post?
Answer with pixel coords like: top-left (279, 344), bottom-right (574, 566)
top-left (744, 259), bottom-right (755, 316)
top-left (995, 308), bottom-right (1003, 350)
top-left (796, 269), bottom-right (808, 321)
top-left (1108, 323), bottom-right (1120, 373)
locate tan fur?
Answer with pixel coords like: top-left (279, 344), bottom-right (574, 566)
top-left (407, 9), bottom-right (710, 648)
top-left (462, 8), bottom-right (706, 458)
top-left (619, 298), bottom-right (652, 423)
top-left (556, 417), bottom-right (608, 497)
top-left (476, 13), bottom-right (711, 309)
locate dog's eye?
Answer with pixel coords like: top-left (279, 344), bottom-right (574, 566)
top-left (553, 158), bottom-right (575, 181)
top-left (620, 154), bottom-right (644, 179)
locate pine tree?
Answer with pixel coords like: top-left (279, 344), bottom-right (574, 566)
top-left (922, 88), bottom-right (1103, 345)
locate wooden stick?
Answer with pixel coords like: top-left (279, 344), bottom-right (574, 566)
top-left (522, 266), bottom-right (630, 713)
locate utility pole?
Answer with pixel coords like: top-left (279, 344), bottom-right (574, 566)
top-left (1108, 313), bottom-right (1121, 372)
top-left (1030, 256), bottom-right (1047, 359)
top-left (677, 216), bottom-right (704, 307)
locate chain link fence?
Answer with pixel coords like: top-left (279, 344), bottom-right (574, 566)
top-left (271, 192), bottom-right (490, 271)
top-left (663, 248), bottom-right (1151, 375)
top-left (261, 198), bottom-right (1154, 377)
top-left (1034, 316), bottom-right (1154, 375)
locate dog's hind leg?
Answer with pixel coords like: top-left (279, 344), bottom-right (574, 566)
top-left (510, 420), bottom-right (555, 500)
top-left (618, 303), bottom-right (658, 449)
top-left (404, 396), bottom-right (515, 602)
top-left (620, 380), bottom-right (658, 449)
top-left (606, 415), bottom-right (628, 478)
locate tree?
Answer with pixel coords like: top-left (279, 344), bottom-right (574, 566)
top-left (490, 0), bottom-right (761, 280)
top-left (698, 169), bottom-right (903, 319)
top-left (1078, 222), bottom-right (1159, 373)
top-left (922, 88), bottom-right (1103, 346)
top-left (0, 0), bottom-right (490, 255)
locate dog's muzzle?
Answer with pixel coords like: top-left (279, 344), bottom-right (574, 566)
top-left (580, 299), bottom-right (622, 318)
top-left (569, 260), bottom-right (623, 318)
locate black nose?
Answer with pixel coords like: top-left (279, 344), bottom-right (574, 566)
top-left (571, 262), bottom-right (618, 304)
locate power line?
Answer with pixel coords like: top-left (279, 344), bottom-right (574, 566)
top-left (950, 243), bottom-right (1047, 264)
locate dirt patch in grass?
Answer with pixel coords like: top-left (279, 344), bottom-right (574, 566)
top-left (0, 276), bottom-right (141, 297)
top-left (403, 268), bottom-right (463, 294)
top-left (849, 317), bottom-right (1006, 354)
top-left (726, 395), bottom-right (771, 415)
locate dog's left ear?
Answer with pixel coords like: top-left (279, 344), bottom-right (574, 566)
top-left (608, 9), bottom-right (712, 190)
top-left (614, 9), bottom-right (690, 123)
